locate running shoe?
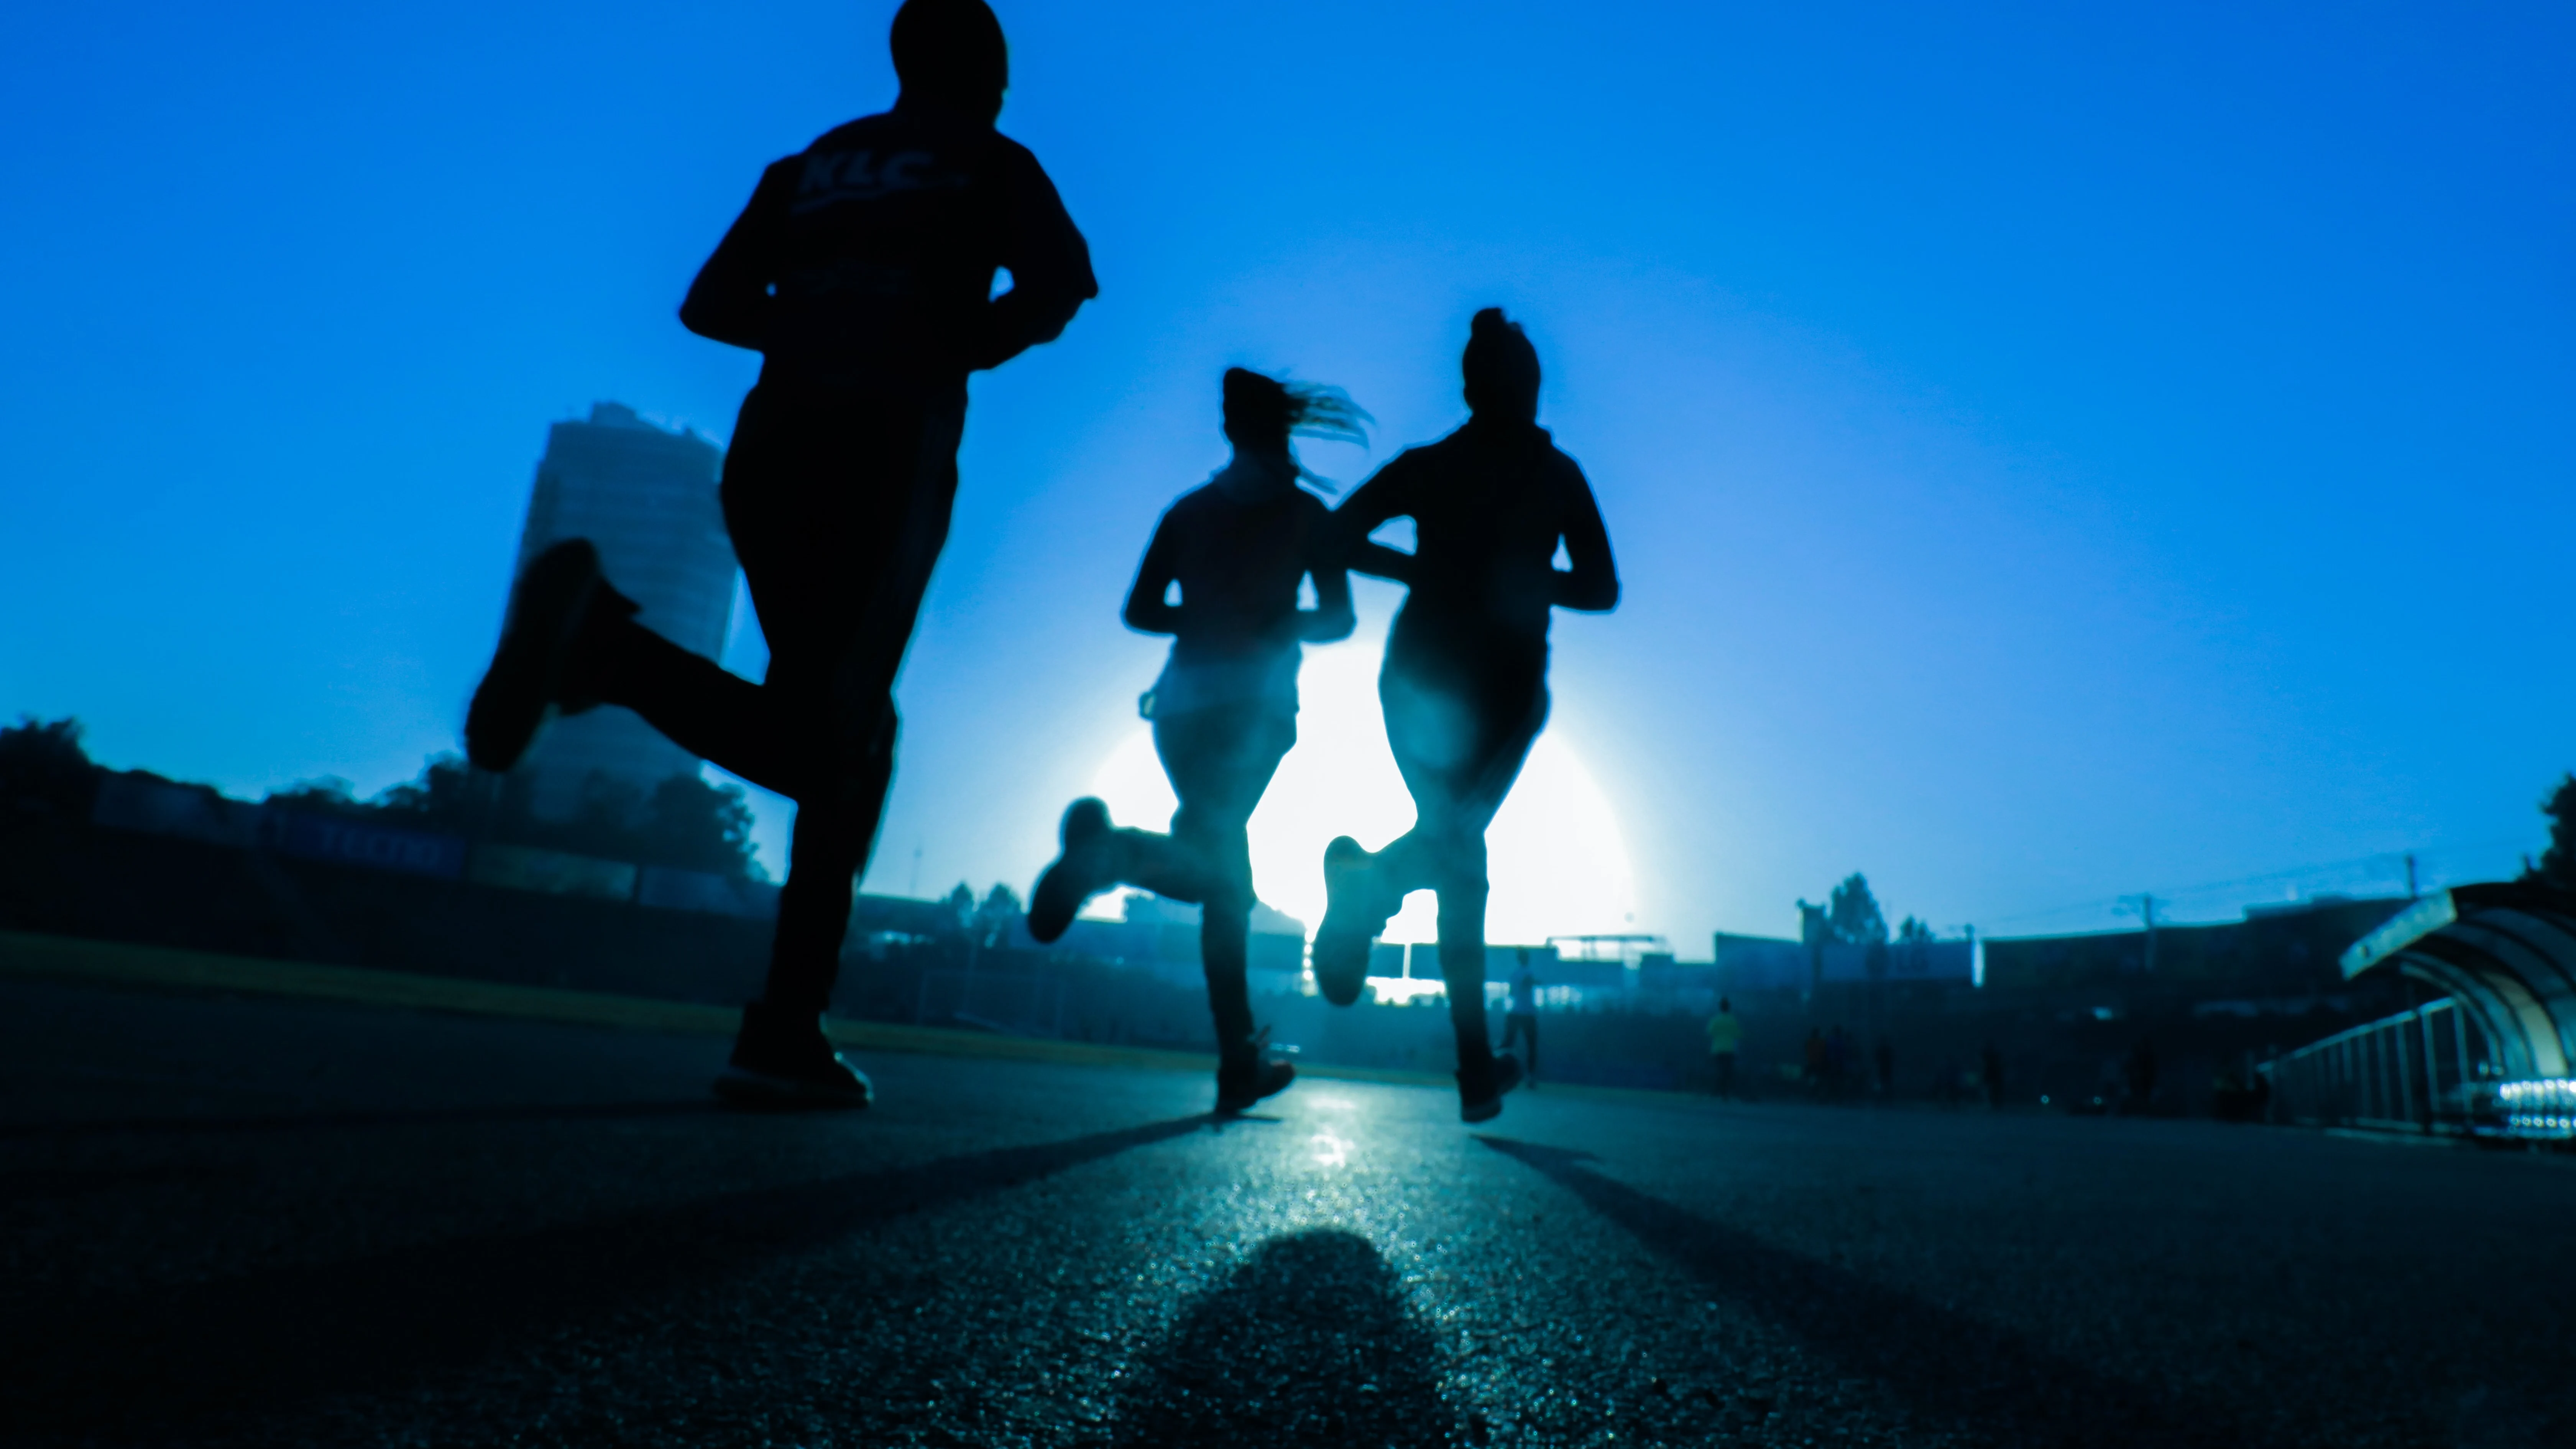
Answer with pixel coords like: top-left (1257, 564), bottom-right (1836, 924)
top-left (1215, 1026), bottom-right (1297, 1114)
top-left (1027, 797), bottom-right (1116, 944)
top-left (1311, 836), bottom-right (1385, 1006)
top-left (465, 538), bottom-right (606, 772)
top-left (714, 1003), bottom-right (873, 1110)
top-left (1457, 1050), bottom-right (1525, 1124)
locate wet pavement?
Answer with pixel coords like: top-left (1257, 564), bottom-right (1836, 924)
top-left (2, 973), bottom-right (2571, 1448)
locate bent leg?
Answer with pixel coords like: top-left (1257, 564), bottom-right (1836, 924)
top-left (1373, 665), bottom-right (1544, 899)
top-left (1156, 706), bottom-right (1293, 1053)
top-left (1108, 828), bottom-right (1226, 905)
top-left (585, 616), bottom-right (804, 797)
top-left (1452, 675), bottom-right (1549, 839)
top-left (1199, 893), bottom-right (1255, 1051)
top-left (759, 701), bottom-right (894, 1014)
top-left (1383, 660), bottom-right (1548, 1068)
top-left (729, 387), bottom-right (966, 1017)
top-left (1435, 851), bottom-right (1494, 1064)
top-left (1158, 705), bottom-right (1291, 889)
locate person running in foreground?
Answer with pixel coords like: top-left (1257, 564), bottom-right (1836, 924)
top-left (462, 0), bottom-right (1095, 1109)
top-left (1027, 368), bottom-right (1365, 1114)
top-left (1311, 308), bottom-right (1619, 1123)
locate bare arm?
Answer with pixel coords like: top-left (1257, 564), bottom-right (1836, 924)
top-left (1327, 457), bottom-right (1418, 584)
top-left (1298, 559), bottom-right (1357, 642)
top-left (1344, 539), bottom-right (1417, 585)
top-left (1550, 462), bottom-right (1620, 612)
top-left (1120, 517), bottom-right (1183, 636)
top-left (677, 159), bottom-right (795, 350)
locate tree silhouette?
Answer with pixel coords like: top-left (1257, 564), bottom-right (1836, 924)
top-left (2536, 774), bottom-right (2575, 894)
top-left (1895, 915), bottom-right (1936, 976)
top-left (641, 773), bottom-right (760, 877)
top-left (0, 723), bottom-right (764, 879)
top-left (372, 754), bottom-right (506, 838)
top-left (969, 883), bottom-right (1024, 946)
top-left (267, 777), bottom-right (364, 813)
top-left (0, 716), bottom-right (99, 822)
top-left (1827, 873), bottom-right (1888, 946)
top-left (268, 755), bottom-right (761, 879)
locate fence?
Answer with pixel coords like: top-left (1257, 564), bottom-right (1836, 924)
top-left (2260, 997), bottom-right (2486, 1134)
top-left (914, 970), bottom-right (1074, 1038)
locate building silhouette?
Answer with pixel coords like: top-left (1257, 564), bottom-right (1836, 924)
top-left (510, 402), bottom-right (733, 820)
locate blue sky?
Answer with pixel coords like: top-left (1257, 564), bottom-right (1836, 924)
top-left (2, 1), bottom-right (2568, 946)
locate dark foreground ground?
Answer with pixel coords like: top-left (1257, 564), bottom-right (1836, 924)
top-left (2, 974), bottom-right (2569, 1449)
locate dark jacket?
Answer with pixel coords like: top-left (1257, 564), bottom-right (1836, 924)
top-left (680, 97), bottom-right (1097, 396)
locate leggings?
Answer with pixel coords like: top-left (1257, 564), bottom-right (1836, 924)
top-left (1371, 648), bottom-right (1548, 1063)
top-left (1100, 702), bottom-right (1296, 1052)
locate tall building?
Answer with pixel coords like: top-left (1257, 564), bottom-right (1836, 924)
top-left (511, 402), bottom-right (733, 821)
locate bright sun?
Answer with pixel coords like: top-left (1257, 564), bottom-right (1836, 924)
top-left (1084, 636), bottom-right (1637, 947)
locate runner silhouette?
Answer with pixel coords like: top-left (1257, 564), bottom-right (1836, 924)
top-left (462, 0), bottom-right (1095, 1108)
top-left (1027, 368), bottom-right (1365, 1114)
top-left (1311, 309), bottom-right (1618, 1122)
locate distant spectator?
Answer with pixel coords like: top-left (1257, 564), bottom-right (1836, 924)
top-left (1873, 1035), bottom-right (1895, 1101)
top-left (1980, 1040), bottom-right (2005, 1109)
top-left (1705, 997), bottom-right (1742, 1099)
top-left (1827, 1025), bottom-right (1852, 1099)
top-left (1802, 1028), bottom-right (1829, 1097)
top-left (1499, 949), bottom-right (1541, 1084)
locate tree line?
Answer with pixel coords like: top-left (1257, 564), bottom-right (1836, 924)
top-left (0, 716), bottom-right (762, 880)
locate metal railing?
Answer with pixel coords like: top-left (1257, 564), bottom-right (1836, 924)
top-left (2259, 997), bottom-right (2486, 1134)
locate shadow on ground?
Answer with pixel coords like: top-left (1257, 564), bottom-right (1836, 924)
top-left (1480, 1135), bottom-right (2269, 1449)
top-left (0, 1098), bottom-right (721, 1142)
top-left (1107, 1228), bottom-right (1456, 1446)
top-left (1, 1112), bottom-right (1212, 1441)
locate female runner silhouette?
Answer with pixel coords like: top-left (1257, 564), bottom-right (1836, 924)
top-left (1311, 309), bottom-right (1618, 1122)
top-left (1028, 368), bottom-right (1365, 1113)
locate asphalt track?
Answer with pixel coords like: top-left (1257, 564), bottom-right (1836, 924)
top-left (2, 964), bottom-right (2571, 1448)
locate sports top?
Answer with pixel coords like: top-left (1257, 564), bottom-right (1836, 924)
top-left (1332, 416), bottom-right (1617, 680)
top-left (1125, 459), bottom-right (1352, 719)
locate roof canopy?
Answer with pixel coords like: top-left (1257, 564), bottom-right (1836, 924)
top-left (2341, 884), bottom-right (2576, 1079)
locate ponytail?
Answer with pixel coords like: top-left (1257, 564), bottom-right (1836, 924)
top-left (1222, 368), bottom-right (1370, 487)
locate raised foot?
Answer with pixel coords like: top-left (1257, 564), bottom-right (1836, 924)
top-left (1312, 835), bottom-right (1385, 1007)
top-left (1028, 797), bottom-right (1116, 945)
top-left (464, 538), bottom-right (636, 772)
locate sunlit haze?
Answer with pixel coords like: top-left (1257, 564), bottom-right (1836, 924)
top-left (1084, 634), bottom-right (1639, 946)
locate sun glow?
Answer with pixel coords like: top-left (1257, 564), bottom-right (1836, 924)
top-left (1084, 638), bottom-right (1637, 946)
